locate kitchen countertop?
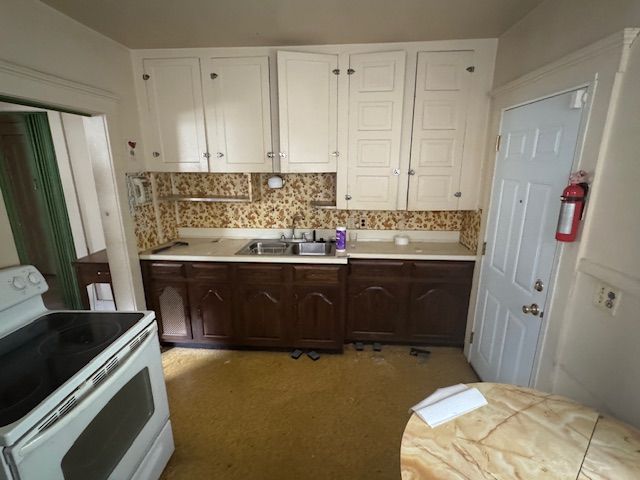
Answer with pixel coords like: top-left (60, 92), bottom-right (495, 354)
top-left (400, 382), bottom-right (640, 479)
top-left (138, 237), bottom-right (476, 263)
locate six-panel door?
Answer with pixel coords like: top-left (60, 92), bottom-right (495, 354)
top-left (345, 51), bottom-right (406, 210)
top-left (408, 51), bottom-right (474, 210)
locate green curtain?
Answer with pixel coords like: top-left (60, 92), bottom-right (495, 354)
top-left (24, 113), bottom-right (82, 309)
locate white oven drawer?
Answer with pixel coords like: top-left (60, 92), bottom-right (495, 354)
top-left (5, 324), bottom-right (171, 480)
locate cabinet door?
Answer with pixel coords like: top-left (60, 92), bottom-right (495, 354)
top-left (203, 56), bottom-right (273, 172)
top-left (346, 51), bottom-right (406, 210)
top-left (147, 280), bottom-right (193, 342)
top-left (407, 281), bottom-right (471, 346)
top-left (141, 58), bottom-right (208, 172)
top-left (277, 51), bottom-right (338, 172)
top-left (408, 51), bottom-right (474, 210)
top-left (346, 280), bottom-right (407, 341)
top-left (292, 286), bottom-right (343, 349)
top-left (235, 284), bottom-right (288, 347)
top-left (189, 282), bottom-right (234, 344)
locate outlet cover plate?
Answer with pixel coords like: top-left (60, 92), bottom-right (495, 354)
top-left (593, 282), bottom-right (621, 316)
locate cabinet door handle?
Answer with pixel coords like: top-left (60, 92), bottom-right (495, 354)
top-left (216, 152), bottom-right (224, 158)
top-left (152, 152), bottom-right (160, 158)
top-left (454, 191), bottom-right (462, 198)
top-left (279, 152), bottom-right (287, 158)
top-left (408, 169), bottom-right (416, 176)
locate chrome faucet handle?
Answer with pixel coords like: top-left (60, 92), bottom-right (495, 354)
top-left (302, 232), bottom-right (310, 241)
top-left (280, 234), bottom-right (287, 241)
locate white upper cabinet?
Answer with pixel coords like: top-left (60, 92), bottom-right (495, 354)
top-left (203, 56), bottom-right (273, 172)
top-left (407, 51), bottom-right (474, 210)
top-left (141, 58), bottom-right (209, 172)
top-left (345, 51), bottom-right (406, 210)
top-left (277, 51), bottom-right (338, 173)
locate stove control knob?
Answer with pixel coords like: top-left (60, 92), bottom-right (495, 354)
top-left (12, 276), bottom-right (26, 290)
top-left (27, 272), bottom-right (41, 285)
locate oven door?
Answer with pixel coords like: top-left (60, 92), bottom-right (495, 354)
top-left (5, 324), bottom-right (170, 480)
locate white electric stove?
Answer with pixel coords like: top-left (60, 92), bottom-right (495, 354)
top-left (0, 265), bottom-right (174, 480)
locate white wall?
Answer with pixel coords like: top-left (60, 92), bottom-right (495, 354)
top-left (494, 0), bottom-right (640, 85)
top-left (0, 0), bottom-right (146, 308)
top-left (550, 38), bottom-right (640, 427)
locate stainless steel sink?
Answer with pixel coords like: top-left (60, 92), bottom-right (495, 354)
top-left (235, 239), bottom-right (334, 256)
top-left (236, 241), bottom-right (289, 255)
top-left (291, 242), bottom-right (335, 256)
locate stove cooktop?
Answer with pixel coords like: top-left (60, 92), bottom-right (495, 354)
top-left (0, 312), bottom-right (144, 428)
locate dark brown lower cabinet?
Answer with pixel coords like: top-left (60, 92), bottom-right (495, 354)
top-left (235, 284), bottom-right (287, 347)
top-left (142, 258), bottom-right (473, 350)
top-left (346, 259), bottom-right (474, 346)
top-left (141, 260), bottom-right (345, 350)
top-left (292, 286), bottom-right (343, 349)
top-left (347, 281), bottom-right (407, 341)
top-left (146, 279), bottom-right (193, 343)
top-left (189, 282), bottom-right (234, 344)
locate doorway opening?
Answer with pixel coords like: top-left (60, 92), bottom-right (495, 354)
top-left (0, 112), bottom-right (80, 308)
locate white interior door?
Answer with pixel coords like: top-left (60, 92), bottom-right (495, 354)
top-left (407, 51), bottom-right (473, 210)
top-left (470, 89), bottom-right (585, 386)
top-left (203, 56), bottom-right (273, 172)
top-left (277, 51), bottom-right (338, 173)
top-left (142, 58), bottom-right (208, 171)
top-left (346, 51), bottom-right (405, 210)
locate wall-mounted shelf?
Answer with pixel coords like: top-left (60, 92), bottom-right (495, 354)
top-left (310, 200), bottom-right (338, 210)
top-left (159, 195), bottom-right (251, 203)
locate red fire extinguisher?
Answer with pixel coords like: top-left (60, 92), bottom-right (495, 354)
top-left (556, 178), bottom-right (588, 242)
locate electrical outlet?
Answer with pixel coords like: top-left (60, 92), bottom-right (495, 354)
top-left (360, 217), bottom-right (366, 228)
top-left (593, 283), bottom-right (621, 315)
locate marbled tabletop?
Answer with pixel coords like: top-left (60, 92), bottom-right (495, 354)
top-left (401, 382), bottom-right (640, 479)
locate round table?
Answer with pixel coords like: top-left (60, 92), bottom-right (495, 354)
top-left (401, 382), bottom-right (640, 479)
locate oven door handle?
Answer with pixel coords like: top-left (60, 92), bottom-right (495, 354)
top-left (15, 324), bottom-right (158, 458)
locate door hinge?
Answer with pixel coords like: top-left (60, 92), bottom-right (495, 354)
top-left (495, 134), bottom-right (502, 152)
top-left (142, 74), bottom-right (150, 80)
top-left (332, 69), bottom-right (340, 75)
top-left (466, 66), bottom-right (475, 73)
top-left (482, 242), bottom-right (487, 255)
top-left (469, 331), bottom-right (475, 344)
top-left (347, 68), bottom-right (355, 75)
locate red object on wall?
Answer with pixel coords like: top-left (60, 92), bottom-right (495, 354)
top-left (556, 183), bottom-right (587, 242)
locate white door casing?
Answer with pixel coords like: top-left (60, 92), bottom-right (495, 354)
top-left (408, 51), bottom-right (474, 210)
top-left (346, 51), bottom-right (406, 210)
top-left (277, 51), bottom-right (338, 173)
top-left (142, 58), bottom-right (208, 172)
top-left (470, 89), bottom-right (585, 386)
top-left (203, 56), bottom-right (273, 173)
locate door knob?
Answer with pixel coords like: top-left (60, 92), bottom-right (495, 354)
top-left (522, 303), bottom-right (540, 316)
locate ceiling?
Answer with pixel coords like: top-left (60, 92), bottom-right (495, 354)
top-left (39, 0), bottom-right (545, 49)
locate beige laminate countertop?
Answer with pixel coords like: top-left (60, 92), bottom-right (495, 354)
top-left (138, 237), bottom-right (476, 263)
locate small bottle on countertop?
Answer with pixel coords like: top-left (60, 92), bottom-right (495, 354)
top-left (335, 226), bottom-right (347, 252)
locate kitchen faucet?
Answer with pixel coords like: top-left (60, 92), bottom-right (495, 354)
top-left (281, 213), bottom-right (308, 242)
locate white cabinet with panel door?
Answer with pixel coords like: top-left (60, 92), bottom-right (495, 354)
top-left (345, 51), bottom-right (406, 210)
top-left (277, 51), bottom-right (339, 173)
top-left (407, 51), bottom-right (475, 210)
top-left (141, 57), bottom-right (209, 172)
top-left (202, 56), bottom-right (274, 172)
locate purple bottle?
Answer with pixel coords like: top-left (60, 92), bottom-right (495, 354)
top-left (336, 226), bottom-right (346, 252)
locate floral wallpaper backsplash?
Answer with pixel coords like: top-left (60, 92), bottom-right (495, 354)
top-left (131, 172), bottom-right (482, 252)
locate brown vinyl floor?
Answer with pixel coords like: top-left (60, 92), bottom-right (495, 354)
top-left (159, 345), bottom-right (478, 480)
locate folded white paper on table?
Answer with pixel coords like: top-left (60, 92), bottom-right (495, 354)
top-left (410, 383), bottom-right (487, 428)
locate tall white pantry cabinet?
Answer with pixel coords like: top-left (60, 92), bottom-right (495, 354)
top-left (132, 39), bottom-right (496, 210)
